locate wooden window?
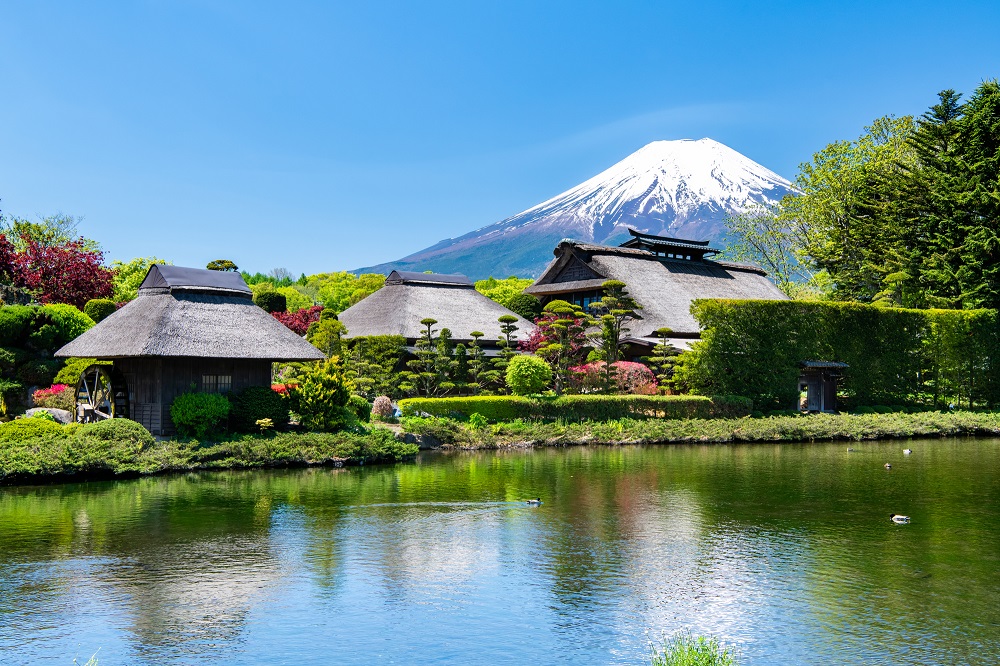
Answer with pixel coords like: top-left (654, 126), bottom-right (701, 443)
top-left (202, 374), bottom-right (232, 393)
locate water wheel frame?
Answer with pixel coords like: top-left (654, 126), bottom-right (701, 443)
top-left (75, 364), bottom-right (130, 423)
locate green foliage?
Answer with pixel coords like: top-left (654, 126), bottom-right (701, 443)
top-left (84, 298), bottom-right (117, 323)
top-left (38, 303), bottom-right (95, 343)
top-left (229, 386), bottom-right (290, 433)
top-left (532, 300), bottom-right (591, 394)
top-left (474, 276), bottom-right (534, 309)
top-left (506, 354), bottom-right (552, 395)
top-left (504, 293), bottom-right (542, 320)
top-left (77, 418), bottom-right (155, 449)
top-left (398, 394), bottom-right (749, 422)
top-left (169, 392), bottom-right (231, 440)
top-left (345, 335), bottom-right (406, 399)
top-left (588, 280), bottom-right (643, 388)
top-left (650, 633), bottom-right (737, 666)
top-left (0, 417), bottom-right (65, 442)
top-left (286, 359), bottom-right (354, 432)
top-left (399, 319), bottom-right (461, 397)
top-left (307, 316), bottom-right (347, 358)
top-left (679, 299), bottom-right (1000, 410)
top-left (206, 259), bottom-right (239, 272)
top-left (347, 394), bottom-right (372, 423)
top-left (468, 412), bottom-right (488, 430)
top-left (54, 358), bottom-right (109, 385)
top-left (253, 290), bottom-right (287, 313)
top-left (302, 272), bottom-right (385, 314)
top-left (110, 257), bottom-right (168, 302)
top-left (275, 285), bottom-right (312, 312)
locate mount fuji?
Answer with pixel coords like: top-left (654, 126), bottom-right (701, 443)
top-left (356, 138), bottom-right (795, 279)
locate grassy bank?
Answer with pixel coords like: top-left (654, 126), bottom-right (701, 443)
top-left (0, 425), bottom-right (418, 485)
top-left (401, 410), bottom-right (1000, 449)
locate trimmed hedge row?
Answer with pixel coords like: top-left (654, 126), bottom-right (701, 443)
top-left (398, 394), bottom-right (752, 422)
top-left (678, 299), bottom-right (1000, 411)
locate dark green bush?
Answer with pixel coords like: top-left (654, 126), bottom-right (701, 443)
top-left (348, 394), bottom-right (372, 423)
top-left (398, 394), bottom-right (751, 422)
top-left (0, 418), bottom-right (65, 442)
top-left (17, 359), bottom-right (62, 386)
top-left (253, 291), bottom-right (287, 313)
top-left (77, 418), bottom-right (155, 448)
top-left (84, 299), bottom-right (118, 323)
top-left (229, 386), bottom-right (290, 433)
top-left (505, 293), bottom-right (543, 321)
top-left (170, 392), bottom-right (231, 439)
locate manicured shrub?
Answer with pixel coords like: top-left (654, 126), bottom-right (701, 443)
top-left (170, 392), bottom-right (231, 439)
top-left (77, 418), bottom-right (155, 449)
top-left (372, 396), bottom-right (394, 420)
top-left (229, 385), bottom-right (290, 433)
top-left (17, 359), bottom-right (61, 386)
top-left (273, 305), bottom-right (324, 335)
top-left (253, 291), bottom-right (287, 313)
top-left (398, 394), bottom-right (752, 423)
top-left (348, 394), bottom-right (372, 423)
top-left (570, 361), bottom-right (657, 394)
top-left (506, 355), bottom-right (552, 395)
top-left (32, 384), bottom-right (75, 411)
top-left (504, 293), bottom-right (542, 321)
top-left (83, 298), bottom-right (118, 323)
top-left (679, 299), bottom-right (1000, 410)
top-left (0, 417), bottom-right (65, 442)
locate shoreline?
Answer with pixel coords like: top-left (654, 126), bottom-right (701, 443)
top-left (4, 410), bottom-right (1000, 486)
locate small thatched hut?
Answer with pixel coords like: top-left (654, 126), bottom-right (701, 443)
top-left (337, 270), bottom-right (534, 352)
top-left (525, 230), bottom-right (787, 354)
top-left (55, 265), bottom-right (324, 435)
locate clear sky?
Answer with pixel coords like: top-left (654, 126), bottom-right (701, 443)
top-left (2, 1), bottom-right (998, 276)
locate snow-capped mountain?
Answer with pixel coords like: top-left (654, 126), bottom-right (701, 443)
top-left (357, 138), bottom-right (794, 279)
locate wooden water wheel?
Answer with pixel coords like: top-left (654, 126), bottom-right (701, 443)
top-left (75, 365), bottom-right (129, 423)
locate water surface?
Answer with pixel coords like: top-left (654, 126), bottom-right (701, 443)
top-left (2, 439), bottom-right (999, 664)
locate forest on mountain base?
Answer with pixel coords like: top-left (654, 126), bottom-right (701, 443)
top-left (725, 79), bottom-right (1000, 310)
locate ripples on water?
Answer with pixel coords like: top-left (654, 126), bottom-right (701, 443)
top-left (1, 439), bottom-right (999, 664)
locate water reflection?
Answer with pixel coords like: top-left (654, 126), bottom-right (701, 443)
top-left (1, 440), bottom-right (999, 664)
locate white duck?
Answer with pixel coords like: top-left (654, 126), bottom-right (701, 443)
top-left (890, 514), bottom-right (911, 523)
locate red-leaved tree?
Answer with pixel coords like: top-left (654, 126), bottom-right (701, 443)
top-left (273, 305), bottom-right (323, 335)
top-left (17, 236), bottom-right (114, 308)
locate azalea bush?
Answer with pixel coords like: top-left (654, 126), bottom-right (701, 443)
top-left (32, 384), bottom-right (75, 411)
top-left (570, 361), bottom-right (657, 394)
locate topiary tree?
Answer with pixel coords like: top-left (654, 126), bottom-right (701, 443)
top-left (253, 290), bottom-right (287, 313)
top-left (505, 293), bottom-right (542, 321)
top-left (84, 298), bottom-right (118, 323)
top-left (505, 354), bottom-right (552, 395)
top-left (206, 259), bottom-right (239, 272)
top-left (286, 358), bottom-right (354, 432)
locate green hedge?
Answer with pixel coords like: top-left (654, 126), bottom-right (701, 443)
top-left (677, 299), bottom-right (1000, 411)
top-left (398, 394), bottom-right (752, 422)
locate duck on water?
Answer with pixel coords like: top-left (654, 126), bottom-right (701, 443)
top-left (891, 514), bottom-right (911, 523)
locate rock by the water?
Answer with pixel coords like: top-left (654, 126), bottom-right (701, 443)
top-left (25, 408), bottom-right (73, 424)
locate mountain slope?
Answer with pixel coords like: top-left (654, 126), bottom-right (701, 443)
top-left (356, 138), bottom-right (794, 279)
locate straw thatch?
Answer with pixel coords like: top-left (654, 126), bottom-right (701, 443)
top-left (526, 240), bottom-right (787, 336)
top-left (338, 272), bottom-right (534, 343)
top-left (56, 265), bottom-right (324, 360)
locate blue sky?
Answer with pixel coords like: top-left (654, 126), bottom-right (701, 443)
top-left (2, 1), bottom-right (998, 276)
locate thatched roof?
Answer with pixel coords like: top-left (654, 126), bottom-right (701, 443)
top-left (338, 271), bottom-right (534, 343)
top-left (56, 266), bottom-right (325, 360)
top-left (526, 240), bottom-right (788, 335)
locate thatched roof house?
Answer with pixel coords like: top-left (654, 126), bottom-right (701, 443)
top-left (526, 230), bottom-right (787, 351)
top-left (56, 265), bottom-right (323, 434)
top-left (338, 270), bottom-right (534, 349)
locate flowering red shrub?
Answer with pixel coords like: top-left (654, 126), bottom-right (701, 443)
top-left (272, 305), bottom-right (323, 335)
top-left (32, 383), bottom-right (75, 411)
top-left (569, 361), bottom-right (657, 394)
top-left (17, 237), bottom-right (114, 308)
top-left (271, 383), bottom-right (298, 395)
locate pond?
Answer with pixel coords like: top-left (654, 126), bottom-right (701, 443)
top-left (2, 439), bottom-right (999, 665)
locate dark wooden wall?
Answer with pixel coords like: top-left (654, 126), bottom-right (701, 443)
top-left (115, 357), bottom-right (272, 435)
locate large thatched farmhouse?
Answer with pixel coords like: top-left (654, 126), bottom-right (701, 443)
top-left (525, 229), bottom-right (788, 354)
top-left (56, 265), bottom-right (324, 435)
top-left (338, 270), bottom-right (534, 353)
